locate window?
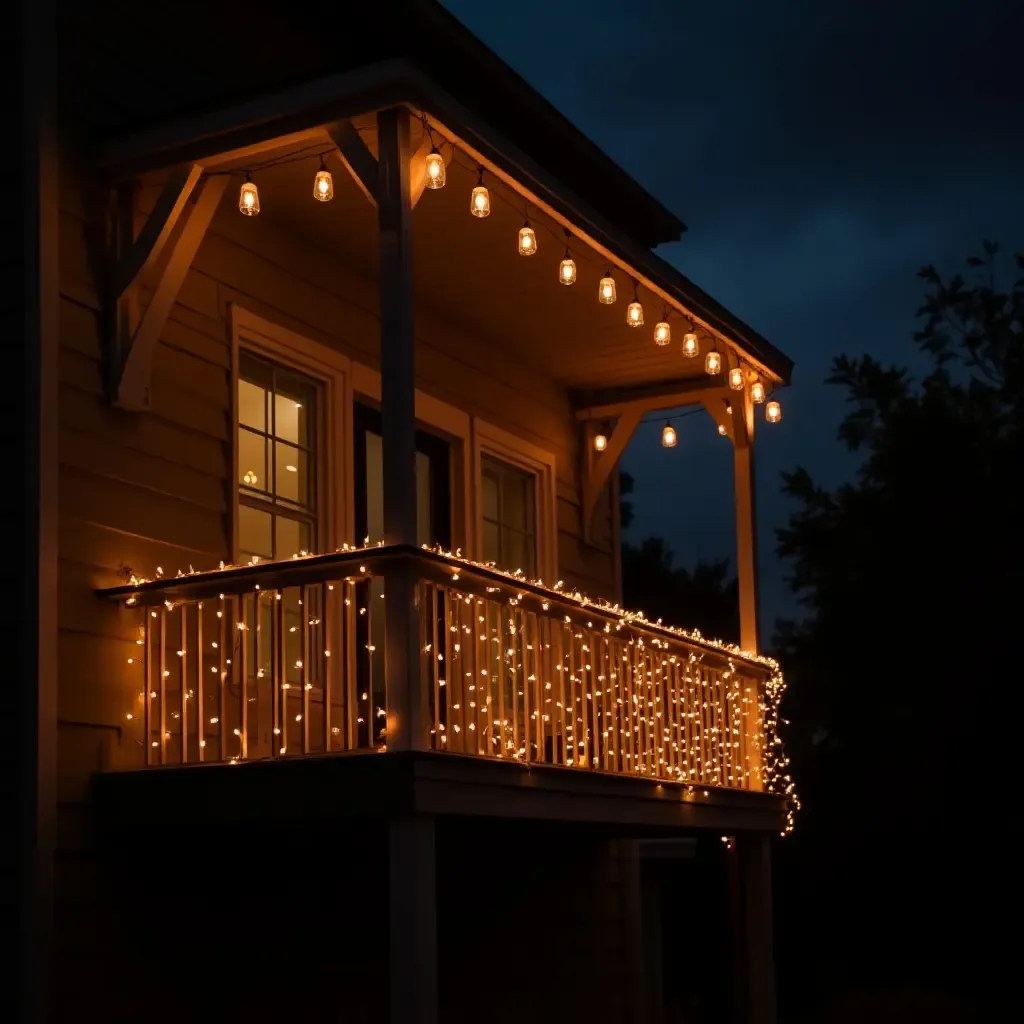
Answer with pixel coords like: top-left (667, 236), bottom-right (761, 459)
top-left (481, 455), bottom-right (537, 575)
top-left (236, 350), bottom-right (320, 561)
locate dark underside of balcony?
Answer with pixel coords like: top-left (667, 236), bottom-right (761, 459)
top-left (92, 749), bottom-right (786, 836)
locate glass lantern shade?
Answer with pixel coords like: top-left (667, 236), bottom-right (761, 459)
top-left (425, 149), bottom-right (446, 189)
top-left (518, 224), bottom-right (537, 255)
top-left (728, 367), bottom-right (745, 390)
top-left (593, 433), bottom-right (608, 452)
top-left (654, 321), bottom-right (671, 346)
top-left (313, 168), bottom-right (333, 202)
top-left (661, 422), bottom-right (677, 448)
top-left (470, 185), bottom-right (491, 217)
top-left (705, 350), bottom-right (722, 375)
top-left (559, 257), bottom-right (577, 285)
top-left (239, 180), bottom-right (260, 216)
top-left (751, 381), bottom-right (766, 404)
top-left (598, 276), bottom-right (617, 304)
top-left (626, 301), bottom-right (644, 327)
top-left (682, 331), bottom-right (699, 358)
top-left (766, 400), bottom-right (782, 423)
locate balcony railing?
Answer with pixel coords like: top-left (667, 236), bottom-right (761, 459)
top-left (103, 545), bottom-right (790, 797)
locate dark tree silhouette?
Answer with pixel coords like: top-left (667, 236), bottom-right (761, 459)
top-left (773, 244), bottom-right (1024, 1020)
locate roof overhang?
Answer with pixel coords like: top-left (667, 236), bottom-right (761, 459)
top-left (96, 58), bottom-right (792, 384)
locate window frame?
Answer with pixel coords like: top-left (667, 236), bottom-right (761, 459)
top-left (230, 305), bottom-right (353, 563)
top-left (471, 419), bottom-right (557, 582)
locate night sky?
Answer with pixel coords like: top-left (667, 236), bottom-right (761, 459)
top-left (444, 0), bottom-right (1024, 633)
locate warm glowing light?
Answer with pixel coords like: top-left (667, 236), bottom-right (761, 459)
top-left (425, 148), bottom-right (445, 189)
top-left (718, 423), bottom-right (727, 436)
top-left (470, 185), bottom-right (490, 217)
top-left (239, 177), bottom-right (259, 216)
top-left (559, 256), bottom-right (577, 285)
top-left (683, 330), bottom-right (699, 358)
top-left (751, 381), bottom-right (766, 404)
top-left (705, 350), bottom-right (722, 375)
top-left (598, 274), bottom-right (616, 304)
top-left (243, 470), bottom-right (258, 485)
top-left (661, 421), bottom-right (677, 448)
top-left (518, 222), bottom-right (537, 255)
top-left (627, 301), bottom-right (644, 327)
top-left (766, 400), bottom-right (782, 423)
top-left (654, 321), bottom-right (671, 346)
top-left (312, 161), bottom-right (333, 202)
top-left (593, 432), bottom-right (608, 452)
top-left (729, 367), bottom-right (745, 390)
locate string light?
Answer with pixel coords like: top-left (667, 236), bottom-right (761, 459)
top-left (728, 367), bottom-right (745, 390)
top-left (238, 175), bottom-right (259, 216)
top-left (682, 324), bottom-right (699, 358)
top-left (518, 218), bottom-right (537, 256)
top-left (705, 350), bottom-right (722, 375)
top-left (654, 309), bottom-right (671, 346)
top-left (766, 400), bottom-right (782, 423)
top-left (598, 271), bottom-right (617, 304)
top-left (750, 381), bottom-right (766, 404)
top-left (661, 420), bottom-right (677, 448)
top-left (470, 166), bottom-right (490, 217)
top-left (425, 147), bottom-right (446, 189)
top-left (718, 424), bottom-right (727, 436)
top-left (312, 158), bottom-right (333, 202)
top-left (593, 432), bottom-right (608, 452)
top-left (559, 230), bottom-right (577, 285)
top-left (627, 283), bottom-right (644, 327)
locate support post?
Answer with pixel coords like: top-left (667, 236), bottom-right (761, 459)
top-left (21, 0), bottom-right (59, 1019)
top-left (730, 388), bottom-right (759, 653)
top-left (389, 816), bottom-right (438, 1024)
top-left (377, 106), bottom-right (424, 753)
top-left (737, 834), bottom-right (776, 1024)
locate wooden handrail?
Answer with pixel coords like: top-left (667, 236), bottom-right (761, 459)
top-left (99, 544), bottom-right (772, 676)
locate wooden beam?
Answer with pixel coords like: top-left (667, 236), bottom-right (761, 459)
top-left (574, 377), bottom-right (729, 420)
top-left (581, 409), bottom-right (643, 545)
top-left (113, 163), bottom-right (203, 297)
top-left (730, 384), bottom-right (759, 655)
top-left (326, 119), bottom-right (378, 206)
top-left (702, 394), bottom-right (735, 443)
top-left (116, 174), bottom-right (228, 410)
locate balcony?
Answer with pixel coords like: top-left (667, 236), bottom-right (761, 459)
top-left (100, 545), bottom-right (793, 833)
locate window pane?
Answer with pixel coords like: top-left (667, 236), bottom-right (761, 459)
top-left (274, 442), bottom-right (310, 508)
top-left (275, 516), bottom-right (310, 559)
top-left (238, 428), bottom-right (268, 492)
top-left (504, 528), bottom-right (532, 575)
top-left (502, 473), bottom-right (532, 531)
top-left (238, 504), bottom-right (273, 560)
top-left (416, 451), bottom-right (432, 547)
top-left (274, 372), bottom-right (315, 447)
top-left (238, 378), bottom-right (267, 432)
top-left (483, 520), bottom-right (500, 564)
top-left (482, 464), bottom-right (500, 521)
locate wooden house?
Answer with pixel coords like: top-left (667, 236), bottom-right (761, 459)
top-left (14, 1), bottom-right (796, 1021)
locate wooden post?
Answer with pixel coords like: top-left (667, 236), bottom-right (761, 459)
top-left (20, 0), bottom-right (59, 1020)
top-left (377, 106), bottom-right (424, 753)
top-left (737, 834), bottom-right (776, 1024)
top-left (389, 816), bottom-right (438, 1024)
top-left (731, 390), bottom-right (759, 654)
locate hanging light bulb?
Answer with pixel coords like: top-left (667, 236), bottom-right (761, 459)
top-left (593, 432), bottom-right (608, 452)
top-left (717, 424), bottom-right (727, 436)
top-left (627, 283), bottom-right (644, 327)
top-left (470, 167), bottom-right (490, 218)
top-left (518, 220), bottom-right (537, 255)
top-left (682, 325), bottom-right (699, 358)
top-left (559, 230), bottom-right (576, 284)
top-left (661, 420), bottom-right (677, 448)
top-left (654, 320), bottom-right (671, 346)
top-left (239, 175), bottom-right (259, 216)
top-left (598, 271), bottom-right (616, 304)
top-left (705, 349), bottom-right (722, 375)
top-left (425, 146), bottom-right (446, 189)
top-left (766, 400), bottom-right (782, 423)
top-left (312, 158), bottom-right (333, 202)
top-left (728, 367), bottom-right (745, 390)
top-left (750, 381), bottom-right (766, 404)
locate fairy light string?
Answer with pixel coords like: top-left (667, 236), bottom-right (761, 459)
top-left (118, 541), bottom-right (799, 833)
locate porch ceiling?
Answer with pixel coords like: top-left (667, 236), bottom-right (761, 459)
top-left (203, 129), bottom-right (763, 400)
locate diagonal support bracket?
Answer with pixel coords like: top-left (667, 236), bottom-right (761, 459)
top-left (108, 165), bottom-right (227, 411)
top-left (325, 119), bottom-right (452, 209)
top-left (581, 407), bottom-right (644, 545)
